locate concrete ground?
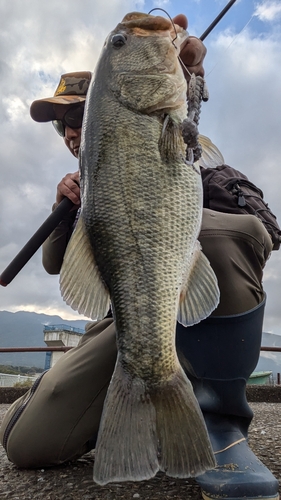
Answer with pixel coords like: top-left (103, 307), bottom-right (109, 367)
top-left (0, 402), bottom-right (281, 499)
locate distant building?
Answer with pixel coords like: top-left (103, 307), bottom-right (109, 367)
top-left (43, 324), bottom-right (86, 368)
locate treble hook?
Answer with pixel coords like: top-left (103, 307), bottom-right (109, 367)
top-left (147, 8), bottom-right (178, 47)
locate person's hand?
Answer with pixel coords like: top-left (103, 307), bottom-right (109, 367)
top-left (173, 14), bottom-right (207, 82)
top-left (56, 171), bottom-right (81, 207)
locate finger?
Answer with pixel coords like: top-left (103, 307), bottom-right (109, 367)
top-left (57, 189), bottom-right (81, 206)
top-left (172, 14), bottom-right (188, 30)
top-left (180, 37), bottom-right (207, 67)
top-left (57, 179), bottom-right (81, 205)
top-left (71, 171), bottom-right (80, 186)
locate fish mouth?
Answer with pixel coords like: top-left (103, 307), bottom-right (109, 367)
top-left (119, 12), bottom-right (188, 52)
top-left (170, 21), bottom-right (189, 51)
top-left (166, 27), bottom-right (188, 53)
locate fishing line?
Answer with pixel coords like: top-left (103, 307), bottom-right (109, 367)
top-left (147, 7), bottom-right (189, 71)
top-left (206, 13), bottom-right (255, 77)
top-left (178, 56), bottom-right (192, 78)
top-left (147, 8), bottom-right (178, 47)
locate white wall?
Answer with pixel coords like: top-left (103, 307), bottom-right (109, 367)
top-left (0, 373), bottom-right (37, 387)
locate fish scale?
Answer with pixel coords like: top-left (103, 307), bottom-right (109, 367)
top-left (87, 129), bottom-right (194, 372)
top-left (60, 11), bottom-right (220, 485)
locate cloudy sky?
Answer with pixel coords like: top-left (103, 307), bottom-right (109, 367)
top-left (0, 0), bottom-right (281, 334)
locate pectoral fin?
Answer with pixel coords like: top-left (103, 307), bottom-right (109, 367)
top-left (178, 241), bottom-right (220, 326)
top-left (60, 216), bottom-right (110, 320)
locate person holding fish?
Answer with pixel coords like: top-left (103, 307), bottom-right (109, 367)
top-left (0, 12), bottom-right (279, 500)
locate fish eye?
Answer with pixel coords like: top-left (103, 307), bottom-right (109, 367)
top-left (111, 33), bottom-right (127, 48)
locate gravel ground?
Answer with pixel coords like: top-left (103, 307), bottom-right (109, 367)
top-left (0, 402), bottom-right (280, 500)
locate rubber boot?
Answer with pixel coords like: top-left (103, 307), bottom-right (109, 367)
top-left (176, 298), bottom-right (279, 500)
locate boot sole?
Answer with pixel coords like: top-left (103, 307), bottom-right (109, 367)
top-left (202, 491), bottom-right (280, 500)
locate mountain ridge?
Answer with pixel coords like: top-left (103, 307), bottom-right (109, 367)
top-left (0, 310), bottom-right (88, 368)
top-left (0, 310), bottom-right (280, 377)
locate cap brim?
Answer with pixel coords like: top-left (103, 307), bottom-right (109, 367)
top-left (30, 95), bottom-right (86, 122)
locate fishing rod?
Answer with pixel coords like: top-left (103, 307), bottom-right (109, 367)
top-left (200, 0), bottom-right (237, 41)
top-left (0, 0), bottom-right (237, 287)
top-left (0, 197), bottom-right (74, 286)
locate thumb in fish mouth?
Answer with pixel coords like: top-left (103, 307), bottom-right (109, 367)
top-left (172, 14), bottom-right (188, 30)
top-left (172, 14), bottom-right (206, 78)
top-left (173, 13), bottom-right (206, 80)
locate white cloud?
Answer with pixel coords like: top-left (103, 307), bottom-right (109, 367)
top-left (0, 0), bottom-right (281, 334)
top-left (8, 304), bottom-right (89, 321)
top-left (152, 0), bottom-right (171, 8)
top-left (3, 97), bottom-right (27, 122)
top-left (254, 1), bottom-right (281, 22)
top-left (198, 25), bottom-right (281, 334)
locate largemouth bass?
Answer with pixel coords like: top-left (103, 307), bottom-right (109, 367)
top-left (60, 12), bottom-right (220, 485)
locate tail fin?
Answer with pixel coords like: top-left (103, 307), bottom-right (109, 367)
top-left (93, 359), bottom-right (158, 485)
top-left (93, 359), bottom-right (215, 485)
top-left (152, 369), bottom-right (215, 477)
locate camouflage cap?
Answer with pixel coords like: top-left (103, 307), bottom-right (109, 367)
top-left (30, 71), bottom-right (92, 122)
